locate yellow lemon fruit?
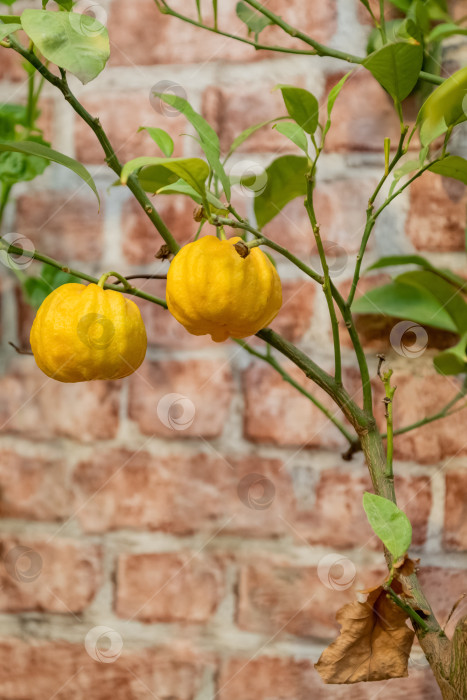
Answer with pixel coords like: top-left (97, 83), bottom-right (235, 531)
top-left (166, 235), bottom-right (282, 342)
top-left (30, 282), bottom-right (147, 382)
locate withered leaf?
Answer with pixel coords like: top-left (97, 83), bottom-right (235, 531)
top-left (315, 585), bottom-right (415, 684)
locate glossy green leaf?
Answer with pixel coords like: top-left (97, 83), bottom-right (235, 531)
top-left (236, 1), bottom-right (271, 39)
top-left (273, 122), bottom-right (308, 154)
top-left (363, 42), bottom-right (423, 102)
top-left (395, 270), bottom-right (467, 332)
top-left (417, 66), bottom-right (467, 146)
top-left (368, 255), bottom-right (467, 293)
top-left (363, 493), bottom-right (412, 561)
top-left (0, 141), bottom-right (99, 201)
top-left (428, 22), bottom-right (467, 43)
top-left (138, 127), bottom-right (174, 157)
top-left (121, 156), bottom-right (209, 197)
top-left (352, 281), bottom-right (458, 332)
top-left (276, 85), bottom-right (319, 135)
top-left (136, 164), bottom-right (179, 192)
top-left (224, 117), bottom-right (286, 162)
top-left (434, 333), bottom-right (467, 375)
top-left (21, 9), bottom-right (110, 84)
top-left (429, 156), bottom-right (467, 185)
top-left (157, 179), bottom-right (228, 214)
top-left (151, 91), bottom-right (230, 199)
top-left (254, 155), bottom-right (308, 229)
top-left (0, 21), bottom-right (21, 38)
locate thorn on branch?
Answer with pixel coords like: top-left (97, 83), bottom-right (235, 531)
top-left (8, 341), bottom-right (33, 356)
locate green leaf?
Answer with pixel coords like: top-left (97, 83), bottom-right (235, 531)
top-left (138, 127), bottom-right (174, 157)
top-left (0, 21), bottom-right (21, 38)
top-left (21, 9), bottom-right (110, 84)
top-left (363, 42), bottom-right (423, 102)
top-left (434, 333), bottom-right (467, 375)
top-left (393, 159), bottom-right (419, 181)
top-left (276, 85), bottom-right (319, 135)
top-left (358, 0), bottom-right (372, 11)
top-left (0, 14), bottom-right (21, 22)
top-left (151, 91), bottom-right (231, 199)
top-left (428, 22), bottom-right (467, 43)
top-left (429, 156), bottom-right (467, 185)
top-left (236, 1), bottom-right (271, 40)
top-left (224, 117), bottom-right (286, 162)
top-left (0, 0), bottom-right (17, 6)
top-left (120, 156), bottom-right (209, 197)
top-left (363, 493), bottom-right (412, 561)
top-left (0, 141), bottom-right (99, 202)
top-left (24, 263), bottom-right (81, 309)
top-left (323, 72), bottom-right (352, 138)
top-left (352, 281), bottom-right (458, 332)
top-left (388, 0), bottom-right (411, 10)
top-left (417, 66), bottom-right (467, 146)
top-left (253, 155), bottom-right (309, 229)
top-left (156, 179), bottom-right (228, 214)
top-left (136, 164), bottom-right (179, 193)
top-left (368, 254), bottom-right (467, 292)
top-left (395, 270), bottom-right (467, 333)
top-left (273, 122), bottom-right (308, 154)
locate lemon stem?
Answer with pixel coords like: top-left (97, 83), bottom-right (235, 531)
top-left (97, 271), bottom-right (131, 290)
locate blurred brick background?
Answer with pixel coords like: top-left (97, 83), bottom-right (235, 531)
top-left (0, 0), bottom-right (467, 698)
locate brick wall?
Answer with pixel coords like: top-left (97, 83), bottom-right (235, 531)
top-left (0, 0), bottom-right (466, 698)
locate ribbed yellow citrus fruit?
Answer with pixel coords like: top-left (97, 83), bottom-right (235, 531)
top-left (30, 282), bottom-right (147, 382)
top-left (166, 235), bottom-right (282, 342)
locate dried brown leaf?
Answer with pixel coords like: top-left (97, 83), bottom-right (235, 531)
top-left (315, 586), bottom-right (415, 684)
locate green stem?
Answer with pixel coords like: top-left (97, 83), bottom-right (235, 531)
top-left (236, 339), bottom-right (356, 445)
top-left (379, 0), bottom-right (387, 43)
top-left (7, 37), bottom-right (180, 255)
top-left (304, 176), bottom-right (342, 385)
top-left (385, 586), bottom-right (430, 633)
top-left (0, 239), bottom-right (168, 308)
top-left (381, 367), bottom-right (396, 479)
top-left (97, 270), bottom-right (131, 290)
top-left (0, 182), bottom-right (12, 224)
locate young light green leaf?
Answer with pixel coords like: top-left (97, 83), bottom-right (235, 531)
top-left (138, 127), bottom-right (174, 157)
top-left (417, 66), bottom-right (467, 146)
top-left (151, 91), bottom-right (231, 199)
top-left (392, 159), bottom-right (419, 180)
top-left (236, 1), bottom-right (271, 40)
top-left (0, 21), bottom-right (21, 38)
top-left (429, 156), bottom-right (467, 185)
top-left (253, 155), bottom-right (309, 228)
top-left (273, 122), bottom-right (308, 154)
top-left (363, 42), bottom-right (423, 102)
top-left (120, 156), bottom-right (209, 197)
top-left (276, 85), bottom-right (319, 135)
top-left (323, 72), bottom-right (352, 138)
top-left (157, 179), bottom-right (228, 213)
top-left (21, 9), bottom-right (110, 84)
top-left (352, 280), bottom-right (458, 332)
top-left (224, 117), bottom-right (286, 162)
top-left (0, 141), bottom-right (99, 202)
top-left (363, 493), bottom-right (412, 561)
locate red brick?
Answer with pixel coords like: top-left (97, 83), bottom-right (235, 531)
top-left (218, 656), bottom-right (441, 699)
top-left (202, 80), bottom-right (306, 154)
top-left (116, 551), bottom-right (224, 623)
top-left (72, 450), bottom-right (295, 537)
top-left (323, 70), bottom-right (401, 152)
top-left (15, 192), bottom-right (104, 262)
top-left (0, 449), bottom-right (70, 521)
top-left (418, 567), bottom-right (467, 637)
top-left (128, 358), bottom-right (233, 439)
top-left (270, 278), bottom-right (315, 342)
top-left (295, 469), bottom-right (431, 548)
top-left (373, 371), bottom-right (467, 464)
top-left (444, 470), bottom-right (467, 550)
top-left (0, 536), bottom-right (101, 613)
top-left (0, 638), bottom-right (208, 700)
top-left (108, 0), bottom-right (336, 66)
top-left (75, 92), bottom-right (186, 164)
top-left (0, 358), bottom-right (120, 442)
top-left (406, 171), bottom-right (467, 252)
top-left (121, 195), bottom-right (198, 265)
top-left (244, 362), bottom-right (350, 449)
top-left (262, 176), bottom-right (377, 258)
top-left (237, 559), bottom-right (357, 639)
